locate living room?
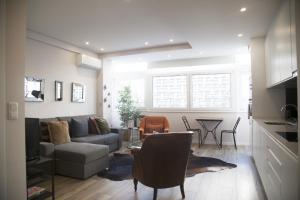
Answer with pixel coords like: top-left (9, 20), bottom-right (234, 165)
top-left (1, 0), bottom-right (300, 200)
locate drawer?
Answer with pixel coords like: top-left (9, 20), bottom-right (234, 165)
top-left (266, 146), bottom-right (282, 178)
top-left (266, 161), bottom-right (282, 200)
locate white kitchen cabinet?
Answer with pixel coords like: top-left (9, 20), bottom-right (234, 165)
top-left (252, 121), bottom-right (298, 200)
top-left (265, 0), bottom-right (295, 87)
top-left (290, 0), bottom-right (297, 73)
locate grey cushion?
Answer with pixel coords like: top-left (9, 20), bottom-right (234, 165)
top-left (71, 133), bottom-right (119, 145)
top-left (57, 115), bottom-right (94, 135)
top-left (54, 142), bottom-right (109, 164)
top-left (71, 118), bottom-right (89, 138)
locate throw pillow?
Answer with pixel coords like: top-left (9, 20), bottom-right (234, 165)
top-left (95, 118), bottom-right (110, 134)
top-left (71, 118), bottom-right (89, 138)
top-left (89, 117), bottom-right (101, 134)
top-left (145, 124), bottom-right (163, 133)
top-left (48, 121), bottom-right (71, 145)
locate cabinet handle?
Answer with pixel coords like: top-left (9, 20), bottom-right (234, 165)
top-left (267, 148), bottom-right (282, 166)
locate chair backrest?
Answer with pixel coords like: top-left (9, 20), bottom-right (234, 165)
top-left (138, 133), bottom-right (192, 188)
top-left (233, 117), bottom-right (241, 132)
top-left (139, 116), bottom-right (170, 133)
top-left (182, 116), bottom-right (191, 130)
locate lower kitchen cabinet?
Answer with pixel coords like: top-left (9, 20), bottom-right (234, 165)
top-left (252, 120), bottom-right (298, 200)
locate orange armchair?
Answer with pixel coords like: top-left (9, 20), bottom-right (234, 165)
top-left (139, 116), bottom-right (170, 139)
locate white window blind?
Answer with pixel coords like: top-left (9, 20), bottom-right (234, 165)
top-left (153, 75), bottom-right (187, 108)
top-left (191, 74), bottom-right (231, 109)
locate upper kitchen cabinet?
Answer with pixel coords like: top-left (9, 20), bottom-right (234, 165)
top-left (290, 0), bottom-right (297, 73)
top-left (265, 0), bottom-right (296, 88)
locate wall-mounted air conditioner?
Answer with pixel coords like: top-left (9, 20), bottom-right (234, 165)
top-left (77, 54), bottom-right (101, 70)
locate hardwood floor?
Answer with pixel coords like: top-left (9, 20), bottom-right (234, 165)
top-left (51, 145), bottom-right (266, 200)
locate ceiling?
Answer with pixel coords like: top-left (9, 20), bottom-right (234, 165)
top-left (27, 0), bottom-right (281, 62)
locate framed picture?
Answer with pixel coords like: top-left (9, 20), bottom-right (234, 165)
top-left (72, 82), bottom-right (85, 103)
top-left (24, 76), bottom-right (45, 102)
top-left (55, 81), bottom-right (63, 101)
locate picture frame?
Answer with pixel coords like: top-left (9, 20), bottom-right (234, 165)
top-left (71, 82), bottom-right (85, 103)
top-left (55, 81), bottom-right (63, 101)
top-left (24, 76), bottom-right (45, 102)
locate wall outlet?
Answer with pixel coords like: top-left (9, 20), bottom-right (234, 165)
top-left (7, 102), bottom-right (18, 120)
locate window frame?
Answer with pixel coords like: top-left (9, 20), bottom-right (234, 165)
top-left (149, 71), bottom-right (234, 112)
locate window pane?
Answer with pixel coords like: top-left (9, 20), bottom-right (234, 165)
top-left (192, 74), bottom-right (231, 109)
top-left (118, 79), bottom-right (145, 107)
top-left (153, 76), bottom-right (187, 108)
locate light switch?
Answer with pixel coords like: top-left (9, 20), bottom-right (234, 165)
top-left (8, 102), bottom-right (18, 120)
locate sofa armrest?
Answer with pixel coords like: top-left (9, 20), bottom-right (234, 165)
top-left (110, 128), bottom-right (120, 134)
top-left (110, 128), bottom-right (123, 150)
top-left (40, 142), bottom-right (54, 157)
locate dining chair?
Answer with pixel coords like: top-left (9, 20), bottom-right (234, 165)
top-left (182, 116), bottom-right (202, 147)
top-left (220, 117), bottom-right (241, 149)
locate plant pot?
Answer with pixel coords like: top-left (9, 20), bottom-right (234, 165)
top-left (121, 128), bottom-right (131, 141)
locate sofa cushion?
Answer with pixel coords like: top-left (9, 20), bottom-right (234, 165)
top-left (89, 118), bottom-right (100, 134)
top-left (40, 118), bottom-right (58, 142)
top-left (57, 115), bottom-right (93, 135)
top-left (71, 133), bottom-right (119, 145)
top-left (145, 124), bottom-right (164, 133)
top-left (48, 121), bottom-right (71, 145)
top-left (94, 118), bottom-right (110, 134)
top-left (71, 118), bottom-right (89, 138)
top-left (54, 142), bottom-right (109, 164)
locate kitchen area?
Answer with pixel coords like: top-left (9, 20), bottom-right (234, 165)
top-left (250, 0), bottom-right (299, 200)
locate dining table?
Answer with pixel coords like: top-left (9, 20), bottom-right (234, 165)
top-left (195, 117), bottom-right (223, 148)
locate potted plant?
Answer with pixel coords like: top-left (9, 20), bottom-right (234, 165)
top-left (117, 86), bottom-right (140, 141)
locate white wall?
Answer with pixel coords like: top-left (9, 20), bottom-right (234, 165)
top-left (3, 0), bottom-right (27, 199)
top-left (0, 0), bottom-right (7, 199)
top-left (250, 37), bottom-right (285, 119)
top-left (25, 38), bottom-right (99, 118)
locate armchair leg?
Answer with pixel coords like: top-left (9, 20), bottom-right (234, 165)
top-left (180, 183), bottom-right (185, 199)
top-left (233, 133), bottom-right (237, 150)
top-left (220, 132), bottom-right (223, 148)
top-left (153, 188), bottom-right (157, 200)
top-left (134, 178), bottom-right (138, 191)
top-left (198, 131), bottom-right (201, 148)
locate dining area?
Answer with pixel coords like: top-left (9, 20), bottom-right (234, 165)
top-left (182, 116), bottom-right (241, 149)
top-left (129, 114), bottom-right (244, 150)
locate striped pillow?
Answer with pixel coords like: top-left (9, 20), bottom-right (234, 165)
top-left (95, 118), bottom-right (110, 134)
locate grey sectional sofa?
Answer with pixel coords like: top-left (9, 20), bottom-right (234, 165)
top-left (36, 115), bottom-right (123, 179)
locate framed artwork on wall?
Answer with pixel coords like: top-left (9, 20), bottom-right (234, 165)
top-left (72, 82), bottom-right (85, 103)
top-left (55, 81), bottom-right (63, 101)
top-left (24, 76), bottom-right (45, 102)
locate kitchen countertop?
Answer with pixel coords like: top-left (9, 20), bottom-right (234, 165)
top-left (254, 118), bottom-right (298, 160)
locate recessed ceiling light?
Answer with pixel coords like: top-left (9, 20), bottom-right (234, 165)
top-left (100, 48), bottom-right (105, 51)
top-left (237, 34), bottom-right (243, 37)
top-left (167, 54), bottom-right (172, 58)
top-left (169, 38), bottom-right (174, 42)
top-left (85, 41), bottom-right (90, 45)
top-left (144, 41), bottom-right (149, 46)
top-left (199, 51), bottom-right (203, 55)
top-left (240, 7), bottom-right (247, 12)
